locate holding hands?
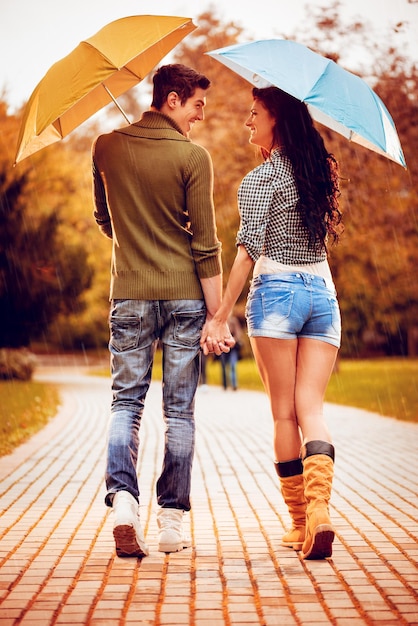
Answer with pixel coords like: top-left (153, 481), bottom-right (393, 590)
top-left (200, 317), bottom-right (235, 356)
top-left (200, 246), bottom-right (253, 356)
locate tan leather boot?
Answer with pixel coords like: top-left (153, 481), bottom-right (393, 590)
top-left (275, 459), bottom-right (306, 550)
top-left (301, 441), bottom-right (335, 560)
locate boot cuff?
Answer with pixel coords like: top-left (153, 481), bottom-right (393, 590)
top-left (275, 458), bottom-right (303, 477)
top-left (302, 440), bottom-right (335, 462)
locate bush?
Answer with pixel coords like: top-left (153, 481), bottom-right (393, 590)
top-left (0, 348), bottom-right (37, 381)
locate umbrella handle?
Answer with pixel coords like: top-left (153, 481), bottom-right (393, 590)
top-left (103, 84), bottom-right (131, 124)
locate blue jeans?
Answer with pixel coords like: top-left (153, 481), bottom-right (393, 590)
top-left (246, 273), bottom-right (341, 348)
top-left (105, 299), bottom-right (206, 511)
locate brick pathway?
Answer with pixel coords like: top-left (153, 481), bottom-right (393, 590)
top-left (0, 361), bottom-right (417, 625)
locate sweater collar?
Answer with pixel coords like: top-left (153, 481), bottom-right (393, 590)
top-left (114, 111), bottom-right (189, 141)
top-left (139, 111), bottom-right (184, 134)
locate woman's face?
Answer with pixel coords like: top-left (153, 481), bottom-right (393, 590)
top-left (245, 98), bottom-right (276, 151)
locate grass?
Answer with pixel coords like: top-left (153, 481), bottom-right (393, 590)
top-left (325, 358), bottom-right (418, 422)
top-left (0, 356), bottom-right (416, 457)
top-left (205, 356), bottom-right (418, 422)
top-left (0, 380), bottom-right (60, 456)
top-left (151, 352), bottom-right (417, 422)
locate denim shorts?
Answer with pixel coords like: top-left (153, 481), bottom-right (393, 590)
top-left (245, 273), bottom-right (341, 348)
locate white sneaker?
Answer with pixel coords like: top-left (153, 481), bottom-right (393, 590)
top-left (112, 491), bottom-right (149, 558)
top-left (157, 508), bottom-right (191, 553)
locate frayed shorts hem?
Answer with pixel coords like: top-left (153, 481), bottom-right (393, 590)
top-left (248, 329), bottom-right (341, 349)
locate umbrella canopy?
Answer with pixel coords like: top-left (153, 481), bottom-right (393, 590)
top-left (15, 15), bottom-right (196, 164)
top-left (207, 39), bottom-right (406, 168)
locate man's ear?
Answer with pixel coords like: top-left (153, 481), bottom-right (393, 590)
top-left (166, 91), bottom-right (179, 109)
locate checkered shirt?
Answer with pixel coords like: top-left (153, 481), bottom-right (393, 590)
top-left (236, 148), bottom-right (326, 264)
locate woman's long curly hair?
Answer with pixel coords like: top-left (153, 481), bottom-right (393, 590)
top-left (253, 86), bottom-right (342, 249)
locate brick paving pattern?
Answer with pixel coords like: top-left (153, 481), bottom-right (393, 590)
top-left (0, 360), bottom-right (417, 625)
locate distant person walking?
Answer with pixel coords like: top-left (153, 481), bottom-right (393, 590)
top-left (219, 315), bottom-right (242, 390)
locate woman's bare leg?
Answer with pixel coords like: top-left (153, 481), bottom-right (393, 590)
top-left (250, 337), bottom-right (301, 461)
top-left (294, 337), bottom-right (338, 445)
top-left (250, 336), bottom-right (338, 458)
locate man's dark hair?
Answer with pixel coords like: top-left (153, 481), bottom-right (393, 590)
top-left (151, 64), bottom-right (210, 109)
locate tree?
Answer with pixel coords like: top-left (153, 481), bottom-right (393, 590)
top-left (330, 62), bottom-right (418, 355)
top-left (2, 5), bottom-right (416, 356)
top-left (177, 7), bottom-right (418, 356)
top-left (299, 12), bottom-right (418, 356)
top-left (0, 102), bottom-right (93, 348)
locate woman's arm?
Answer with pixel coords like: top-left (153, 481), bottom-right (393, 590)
top-left (201, 245), bottom-right (254, 355)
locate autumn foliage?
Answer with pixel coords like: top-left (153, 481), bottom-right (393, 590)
top-left (0, 7), bottom-right (416, 356)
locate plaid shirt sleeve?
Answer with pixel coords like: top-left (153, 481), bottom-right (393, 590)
top-left (236, 151), bottom-right (300, 262)
top-left (236, 160), bottom-right (275, 261)
top-left (236, 150), bottom-right (325, 264)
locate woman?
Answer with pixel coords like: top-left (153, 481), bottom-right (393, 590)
top-left (201, 86), bottom-right (342, 560)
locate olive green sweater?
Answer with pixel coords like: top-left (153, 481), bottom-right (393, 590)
top-left (92, 111), bottom-right (221, 301)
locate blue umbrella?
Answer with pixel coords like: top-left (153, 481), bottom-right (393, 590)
top-left (206, 39), bottom-right (406, 168)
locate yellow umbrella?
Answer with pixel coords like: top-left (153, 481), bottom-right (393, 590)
top-left (15, 15), bottom-right (196, 164)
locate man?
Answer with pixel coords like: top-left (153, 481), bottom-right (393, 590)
top-left (92, 64), bottom-right (229, 557)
